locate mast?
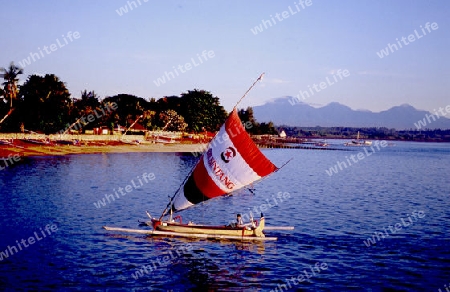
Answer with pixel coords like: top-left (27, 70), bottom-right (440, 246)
top-left (233, 73), bottom-right (264, 111)
top-left (62, 116), bottom-right (84, 135)
top-left (122, 115), bottom-right (143, 137)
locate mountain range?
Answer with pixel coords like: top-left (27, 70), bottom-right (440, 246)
top-left (252, 97), bottom-right (450, 130)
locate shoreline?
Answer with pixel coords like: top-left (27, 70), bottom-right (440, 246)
top-left (1, 134), bottom-right (448, 159)
top-left (0, 136), bottom-right (207, 158)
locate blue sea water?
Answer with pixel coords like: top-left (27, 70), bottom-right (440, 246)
top-left (0, 141), bottom-right (449, 291)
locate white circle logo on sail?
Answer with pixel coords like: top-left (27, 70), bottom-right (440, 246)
top-left (221, 147), bottom-right (236, 163)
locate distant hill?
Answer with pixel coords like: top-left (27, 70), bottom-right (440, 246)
top-left (251, 97), bottom-right (450, 129)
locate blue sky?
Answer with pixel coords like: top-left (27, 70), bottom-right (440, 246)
top-left (1, 0), bottom-right (448, 113)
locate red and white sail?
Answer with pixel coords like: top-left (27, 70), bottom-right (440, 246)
top-left (172, 109), bottom-right (278, 211)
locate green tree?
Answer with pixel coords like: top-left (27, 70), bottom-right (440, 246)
top-left (73, 90), bottom-right (101, 115)
top-left (179, 89), bottom-right (227, 132)
top-left (259, 121), bottom-right (278, 135)
top-left (71, 90), bottom-right (101, 131)
top-left (142, 110), bottom-right (157, 130)
top-left (158, 109), bottom-right (188, 131)
top-left (0, 62), bottom-right (23, 108)
top-left (156, 95), bottom-right (182, 113)
top-left (238, 106), bottom-right (277, 135)
top-left (19, 74), bottom-right (72, 133)
top-left (102, 94), bottom-right (149, 128)
top-left (238, 107), bottom-right (259, 134)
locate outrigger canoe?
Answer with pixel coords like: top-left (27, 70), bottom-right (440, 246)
top-left (103, 74), bottom-right (293, 241)
top-left (149, 214), bottom-right (265, 238)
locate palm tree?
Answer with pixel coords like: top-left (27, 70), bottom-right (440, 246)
top-left (0, 62), bottom-right (24, 108)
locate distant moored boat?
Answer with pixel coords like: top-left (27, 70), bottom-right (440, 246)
top-left (344, 131), bottom-right (372, 146)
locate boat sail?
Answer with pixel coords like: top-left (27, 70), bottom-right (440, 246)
top-left (169, 108), bottom-right (278, 212)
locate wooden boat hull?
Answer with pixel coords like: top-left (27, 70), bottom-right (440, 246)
top-left (19, 138), bottom-right (51, 145)
top-left (157, 224), bottom-right (256, 236)
top-left (152, 217), bottom-right (266, 237)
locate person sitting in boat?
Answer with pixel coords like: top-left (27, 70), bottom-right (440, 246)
top-left (236, 214), bottom-right (244, 226)
top-left (227, 214), bottom-right (253, 229)
top-left (236, 214), bottom-right (255, 230)
top-left (227, 214), bottom-right (244, 228)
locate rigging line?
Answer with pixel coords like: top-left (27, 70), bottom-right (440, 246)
top-left (238, 158), bottom-right (292, 192)
top-left (232, 73), bottom-right (265, 111)
top-left (158, 73), bottom-right (266, 219)
top-left (158, 159), bottom-right (198, 220)
top-left (276, 158), bottom-right (293, 172)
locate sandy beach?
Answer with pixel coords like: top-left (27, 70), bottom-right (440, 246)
top-left (0, 134), bottom-right (207, 158)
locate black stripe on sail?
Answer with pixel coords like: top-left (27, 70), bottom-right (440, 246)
top-left (183, 175), bottom-right (207, 205)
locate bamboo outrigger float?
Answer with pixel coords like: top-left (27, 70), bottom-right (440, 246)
top-left (103, 73), bottom-right (294, 241)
